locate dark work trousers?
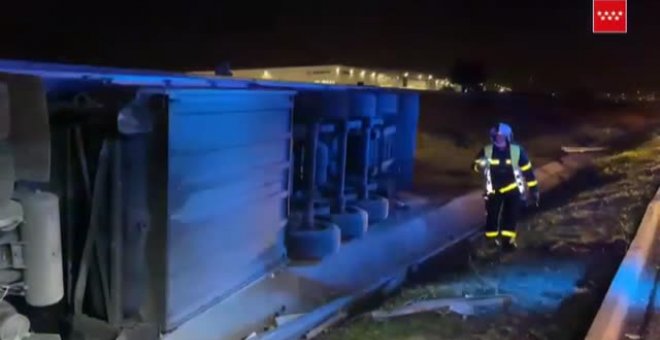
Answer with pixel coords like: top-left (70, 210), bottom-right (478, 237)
top-left (485, 191), bottom-right (523, 244)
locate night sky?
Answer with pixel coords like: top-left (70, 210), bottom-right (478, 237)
top-left (1, 0), bottom-right (659, 92)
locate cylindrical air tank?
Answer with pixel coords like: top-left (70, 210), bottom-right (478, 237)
top-left (20, 191), bottom-right (64, 307)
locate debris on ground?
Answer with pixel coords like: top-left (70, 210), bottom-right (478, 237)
top-left (371, 295), bottom-right (512, 320)
top-left (319, 133), bottom-right (660, 340)
top-left (561, 146), bottom-right (608, 153)
top-left (275, 313), bottom-right (305, 327)
top-left (304, 312), bottom-right (347, 339)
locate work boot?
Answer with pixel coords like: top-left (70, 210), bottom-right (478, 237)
top-left (502, 239), bottom-right (517, 252)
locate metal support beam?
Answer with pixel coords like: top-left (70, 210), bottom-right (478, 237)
top-left (121, 135), bottom-right (151, 320)
top-left (109, 140), bottom-right (123, 326)
top-left (335, 120), bottom-right (349, 213)
top-left (74, 141), bottom-right (111, 315)
top-left (304, 122), bottom-right (320, 229)
top-left (359, 118), bottom-right (372, 200)
top-left (375, 125), bottom-right (386, 178)
top-left (64, 128), bottom-right (74, 308)
top-left (74, 126), bottom-right (91, 202)
top-left (382, 124), bottom-right (398, 198)
top-left (94, 239), bottom-right (111, 320)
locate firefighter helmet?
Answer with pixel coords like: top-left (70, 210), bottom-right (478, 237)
top-left (490, 122), bottom-right (514, 143)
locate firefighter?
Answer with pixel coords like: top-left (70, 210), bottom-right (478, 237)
top-left (473, 122), bottom-right (540, 251)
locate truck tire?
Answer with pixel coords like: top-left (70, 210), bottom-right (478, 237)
top-left (286, 220), bottom-right (341, 261)
top-left (329, 206), bottom-right (368, 241)
top-left (355, 195), bottom-right (390, 224)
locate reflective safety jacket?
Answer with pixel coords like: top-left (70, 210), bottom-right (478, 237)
top-left (473, 143), bottom-right (538, 195)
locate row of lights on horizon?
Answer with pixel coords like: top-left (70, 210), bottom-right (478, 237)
top-left (261, 68), bottom-right (517, 92)
top-left (260, 67), bottom-right (453, 88)
top-left (335, 67), bottom-right (438, 82)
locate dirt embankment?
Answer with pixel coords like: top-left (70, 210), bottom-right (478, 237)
top-left (413, 92), bottom-right (660, 198)
top-left (321, 130), bottom-right (660, 340)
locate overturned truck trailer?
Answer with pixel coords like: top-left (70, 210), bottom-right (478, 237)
top-left (0, 60), bottom-right (420, 339)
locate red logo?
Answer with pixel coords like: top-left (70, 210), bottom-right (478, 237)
top-left (593, 0), bottom-right (627, 33)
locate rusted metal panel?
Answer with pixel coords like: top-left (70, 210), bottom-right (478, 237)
top-left (164, 89), bottom-right (294, 330)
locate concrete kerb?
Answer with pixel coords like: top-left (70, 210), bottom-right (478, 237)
top-left (585, 186), bottom-right (660, 340)
top-left (536, 156), bottom-right (593, 192)
top-left (536, 165), bottom-right (564, 192)
top-left (251, 157), bottom-right (597, 340)
top-left (560, 154), bottom-right (593, 172)
top-left (539, 161), bottom-right (566, 177)
top-left (255, 226), bottom-right (481, 340)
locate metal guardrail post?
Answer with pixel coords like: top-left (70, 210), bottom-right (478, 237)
top-left (585, 186), bottom-right (660, 340)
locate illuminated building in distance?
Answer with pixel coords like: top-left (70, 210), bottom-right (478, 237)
top-left (193, 65), bottom-right (461, 92)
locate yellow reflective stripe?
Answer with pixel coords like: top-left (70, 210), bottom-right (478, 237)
top-left (498, 183), bottom-right (518, 193)
top-left (527, 180), bottom-right (538, 187)
top-left (475, 159), bottom-right (487, 167)
top-left (501, 230), bottom-right (517, 239)
top-left (521, 162), bottom-right (532, 171)
top-left (485, 231), bottom-right (499, 238)
top-left (505, 159), bottom-right (512, 165)
top-left (489, 159), bottom-right (500, 165)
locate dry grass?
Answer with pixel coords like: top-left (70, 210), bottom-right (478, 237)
top-left (321, 132), bottom-right (660, 340)
top-left (523, 160), bottom-right (659, 249)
